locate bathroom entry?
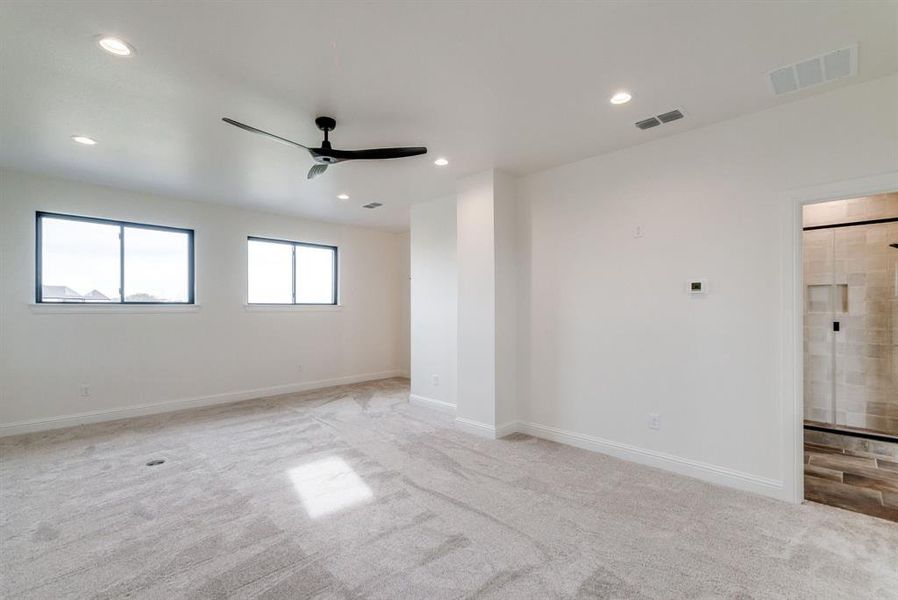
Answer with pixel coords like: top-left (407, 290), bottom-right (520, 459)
top-left (802, 192), bottom-right (898, 521)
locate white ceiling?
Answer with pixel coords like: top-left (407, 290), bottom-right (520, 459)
top-left (1, 1), bottom-right (896, 231)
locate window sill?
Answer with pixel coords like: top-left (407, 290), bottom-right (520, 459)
top-left (29, 303), bottom-right (201, 314)
top-left (244, 304), bottom-right (343, 313)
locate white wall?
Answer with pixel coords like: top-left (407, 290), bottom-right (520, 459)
top-left (411, 171), bottom-right (518, 434)
top-left (493, 171), bottom-right (518, 428)
top-left (0, 168), bottom-right (408, 433)
top-left (456, 172), bottom-right (497, 427)
top-left (397, 230), bottom-right (411, 377)
top-left (517, 74), bottom-right (898, 498)
top-left (409, 196), bottom-right (457, 410)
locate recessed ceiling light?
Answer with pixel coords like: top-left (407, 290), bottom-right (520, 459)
top-left (610, 91), bottom-right (632, 105)
top-left (98, 37), bottom-right (134, 56)
top-left (337, 194), bottom-right (350, 200)
top-left (71, 135), bottom-right (97, 145)
top-left (434, 158), bottom-right (449, 166)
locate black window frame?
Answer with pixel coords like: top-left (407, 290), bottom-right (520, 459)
top-left (247, 236), bottom-right (339, 306)
top-left (35, 211), bottom-right (195, 305)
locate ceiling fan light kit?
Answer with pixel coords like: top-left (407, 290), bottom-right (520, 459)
top-left (222, 116), bottom-right (427, 179)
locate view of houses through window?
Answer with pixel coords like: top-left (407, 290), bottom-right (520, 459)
top-left (41, 285), bottom-right (116, 303)
top-left (37, 213), bottom-right (193, 304)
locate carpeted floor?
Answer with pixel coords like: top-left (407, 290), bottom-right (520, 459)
top-left (2, 378), bottom-right (897, 599)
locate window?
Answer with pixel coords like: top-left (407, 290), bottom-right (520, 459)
top-left (36, 212), bottom-right (194, 304)
top-left (247, 237), bottom-right (337, 305)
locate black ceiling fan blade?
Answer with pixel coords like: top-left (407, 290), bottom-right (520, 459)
top-left (307, 164), bottom-right (328, 179)
top-left (222, 118), bottom-right (308, 150)
top-left (317, 147), bottom-right (427, 161)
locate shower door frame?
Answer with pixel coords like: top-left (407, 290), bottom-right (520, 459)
top-left (785, 171), bottom-right (898, 505)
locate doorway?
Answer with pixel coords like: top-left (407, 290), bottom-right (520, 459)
top-left (801, 192), bottom-right (898, 521)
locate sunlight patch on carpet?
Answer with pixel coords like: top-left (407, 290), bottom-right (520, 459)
top-left (288, 457), bottom-right (373, 518)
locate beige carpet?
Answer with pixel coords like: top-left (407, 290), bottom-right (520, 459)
top-left (1, 378), bottom-right (896, 599)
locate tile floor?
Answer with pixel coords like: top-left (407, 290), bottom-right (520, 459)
top-left (804, 428), bottom-right (898, 522)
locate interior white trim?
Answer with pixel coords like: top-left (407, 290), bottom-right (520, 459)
top-left (0, 370), bottom-right (405, 437)
top-left (243, 304), bottom-right (343, 312)
top-left (783, 170), bottom-right (898, 504)
top-left (454, 416), bottom-right (498, 439)
top-left (517, 421), bottom-right (785, 500)
top-left (494, 421), bottom-right (518, 439)
top-left (29, 303), bottom-right (201, 314)
top-left (453, 417), bottom-right (519, 440)
top-left (787, 172), bottom-right (898, 207)
top-left (409, 394), bottom-right (456, 414)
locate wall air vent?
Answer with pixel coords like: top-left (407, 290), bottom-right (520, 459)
top-left (362, 202), bottom-right (383, 209)
top-left (768, 45), bottom-right (857, 96)
top-left (635, 117), bottom-right (661, 130)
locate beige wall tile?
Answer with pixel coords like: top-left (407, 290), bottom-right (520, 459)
top-left (803, 193), bottom-right (897, 435)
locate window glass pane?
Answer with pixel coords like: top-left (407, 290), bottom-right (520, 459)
top-left (296, 245), bottom-right (336, 304)
top-left (123, 227), bottom-right (190, 302)
top-left (248, 240), bottom-right (293, 303)
top-left (40, 217), bottom-right (121, 302)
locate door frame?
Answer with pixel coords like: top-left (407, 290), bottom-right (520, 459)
top-left (783, 171), bottom-right (898, 504)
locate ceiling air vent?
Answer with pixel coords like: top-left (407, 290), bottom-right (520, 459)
top-left (635, 109), bottom-right (684, 131)
top-left (768, 45), bottom-right (857, 96)
top-left (657, 109), bottom-right (684, 124)
top-left (362, 202), bottom-right (383, 209)
top-left (635, 117), bottom-right (661, 130)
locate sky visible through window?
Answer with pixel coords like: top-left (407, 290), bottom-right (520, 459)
top-left (295, 245), bottom-right (336, 304)
top-left (40, 216), bottom-right (190, 303)
top-left (248, 239), bottom-right (292, 303)
top-left (248, 239), bottom-right (336, 304)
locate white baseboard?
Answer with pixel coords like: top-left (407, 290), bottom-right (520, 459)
top-left (0, 370), bottom-right (405, 437)
top-left (495, 421), bottom-right (519, 438)
top-left (454, 416), bottom-right (497, 438)
top-left (409, 394), bottom-right (456, 414)
top-left (453, 416), bottom-right (518, 440)
top-left (515, 421), bottom-right (785, 500)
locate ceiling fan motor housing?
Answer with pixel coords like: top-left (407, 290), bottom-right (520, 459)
top-left (315, 116), bottom-right (337, 132)
top-left (315, 116), bottom-right (336, 162)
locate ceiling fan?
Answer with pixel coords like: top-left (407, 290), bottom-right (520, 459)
top-left (222, 116), bottom-right (427, 179)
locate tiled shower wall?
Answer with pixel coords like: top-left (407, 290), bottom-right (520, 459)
top-left (803, 193), bottom-right (898, 436)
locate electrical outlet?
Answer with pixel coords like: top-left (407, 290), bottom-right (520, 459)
top-left (297, 364), bottom-right (303, 372)
top-left (648, 413), bottom-right (661, 430)
top-left (633, 225), bottom-right (644, 238)
top-left (80, 384), bottom-right (90, 398)
top-left (432, 374), bottom-right (439, 386)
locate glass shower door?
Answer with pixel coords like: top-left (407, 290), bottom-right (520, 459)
top-left (803, 228), bottom-right (837, 425)
top-left (832, 221), bottom-right (898, 436)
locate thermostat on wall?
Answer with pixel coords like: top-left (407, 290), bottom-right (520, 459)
top-left (688, 279), bottom-right (708, 295)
